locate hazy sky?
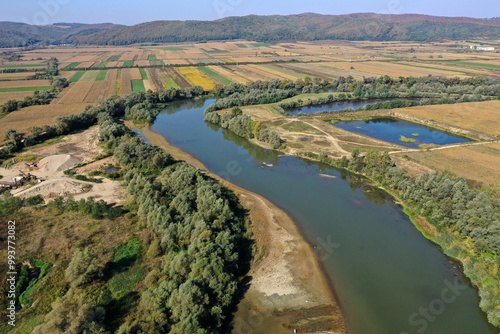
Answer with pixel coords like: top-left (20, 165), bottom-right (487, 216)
top-left (1, 0), bottom-right (498, 25)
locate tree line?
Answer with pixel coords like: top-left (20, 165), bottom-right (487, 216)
top-left (303, 148), bottom-right (500, 327)
top-left (204, 106), bottom-right (282, 149)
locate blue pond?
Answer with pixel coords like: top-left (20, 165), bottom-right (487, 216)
top-left (333, 118), bottom-right (470, 148)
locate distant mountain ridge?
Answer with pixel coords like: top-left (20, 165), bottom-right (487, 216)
top-left (2, 13), bottom-right (500, 48)
top-left (0, 22), bottom-right (122, 48)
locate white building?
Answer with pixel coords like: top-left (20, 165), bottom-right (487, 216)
top-left (470, 45), bottom-right (495, 51)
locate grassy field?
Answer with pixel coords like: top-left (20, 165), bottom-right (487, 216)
top-left (0, 64), bottom-right (46, 68)
top-left (0, 86), bottom-right (52, 92)
top-left (252, 43), bottom-right (274, 47)
top-left (139, 68), bottom-right (148, 80)
top-left (198, 66), bottom-right (232, 84)
top-left (131, 79), bottom-right (146, 92)
top-left (96, 69), bottom-right (109, 81)
top-left (148, 54), bottom-right (157, 60)
top-left (444, 61), bottom-right (500, 70)
top-left (65, 62), bottom-right (82, 69)
top-left (68, 71), bottom-right (85, 83)
top-left (122, 61), bottom-right (135, 67)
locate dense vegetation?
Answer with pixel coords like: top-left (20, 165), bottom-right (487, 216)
top-left (204, 106), bottom-right (282, 149)
top-left (73, 14), bottom-right (500, 45)
top-left (1, 88), bottom-right (251, 333)
top-left (0, 22), bottom-right (122, 48)
top-left (1, 86), bottom-right (206, 159)
top-left (3, 14), bottom-right (500, 47)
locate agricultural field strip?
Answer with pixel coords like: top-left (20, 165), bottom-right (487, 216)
top-left (206, 66), bottom-right (249, 84)
top-left (0, 80), bottom-right (51, 89)
top-left (175, 66), bottom-right (216, 90)
top-left (96, 70), bottom-right (109, 81)
top-left (198, 66), bottom-right (232, 84)
top-left (69, 71), bottom-right (85, 83)
top-left (0, 86), bottom-right (52, 92)
top-left (131, 80), bottom-right (146, 92)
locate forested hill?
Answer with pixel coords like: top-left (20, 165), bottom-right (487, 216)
top-left (73, 13), bottom-right (500, 45)
top-left (3, 13), bottom-right (500, 47)
top-left (0, 22), bottom-right (122, 48)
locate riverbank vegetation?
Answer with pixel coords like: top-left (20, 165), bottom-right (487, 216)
top-left (298, 148), bottom-right (500, 327)
top-left (273, 75), bottom-right (500, 115)
top-left (201, 78), bottom-right (500, 328)
top-left (204, 106), bottom-right (282, 149)
top-left (0, 90), bottom-right (252, 333)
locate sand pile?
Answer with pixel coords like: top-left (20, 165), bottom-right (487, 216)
top-left (17, 179), bottom-right (85, 198)
top-left (38, 154), bottom-right (82, 174)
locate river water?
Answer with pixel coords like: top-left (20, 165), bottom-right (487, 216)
top-left (150, 98), bottom-right (497, 334)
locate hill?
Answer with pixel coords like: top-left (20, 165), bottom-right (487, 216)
top-left (73, 13), bottom-right (500, 45)
top-left (2, 13), bottom-right (500, 48)
top-left (0, 22), bottom-right (122, 48)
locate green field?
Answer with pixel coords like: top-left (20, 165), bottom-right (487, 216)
top-left (236, 43), bottom-right (248, 48)
top-left (65, 62), bottom-right (82, 70)
top-left (106, 56), bottom-right (114, 61)
top-left (95, 61), bottom-right (108, 68)
top-left (139, 68), bottom-right (148, 80)
top-left (0, 86), bottom-right (52, 92)
top-left (392, 62), bottom-right (474, 75)
top-left (131, 80), bottom-right (146, 92)
top-left (164, 77), bottom-right (181, 89)
top-left (148, 54), bottom-right (157, 60)
top-left (251, 43), bottom-right (274, 47)
top-left (0, 64), bottom-right (46, 69)
top-left (123, 61), bottom-right (135, 67)
top-left (205, 50), bottom-right (230, 53)
top-left (444, 61), bottom-right (500, 70)
top-left (96, 70), bottom-right (109, 81)
top-left (198, 66), bottom-right (232, 85)
top-left (69, 71), bottom-right (85, 83)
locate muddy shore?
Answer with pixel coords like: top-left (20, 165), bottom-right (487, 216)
top-left (143, 125), bottom-right (346, 334)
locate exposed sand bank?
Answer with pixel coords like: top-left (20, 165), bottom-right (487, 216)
top-left (143, 125), bottom-right (346, 334)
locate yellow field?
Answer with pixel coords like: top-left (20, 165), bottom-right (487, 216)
top-left (396, 100), bottom-right (500, 137)
top-left (176, 66), bottom-right (216, 90)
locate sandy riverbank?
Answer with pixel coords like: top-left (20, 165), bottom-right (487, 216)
top-left (143, 125), bottom-right (346, 333)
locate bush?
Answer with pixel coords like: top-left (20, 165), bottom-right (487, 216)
top-left (25, 195), bottom-right (44, 206)
top-left (65, 248), bottom-right (104, 287)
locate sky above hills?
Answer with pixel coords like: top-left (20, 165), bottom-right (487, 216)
top-left (2, 0), bottom-right (498, 26)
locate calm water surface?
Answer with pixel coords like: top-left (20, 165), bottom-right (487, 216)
top-left (149, 98), bottom-right (496, 334)
top-left (334, 118), bottom-right (470, 148)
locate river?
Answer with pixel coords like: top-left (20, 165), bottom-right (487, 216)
top-left (149, 98), bottom-right (497, 334)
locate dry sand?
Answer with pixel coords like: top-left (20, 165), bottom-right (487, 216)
top-left (1, 127), bottom-right (126, 205)
top-left (143, 125), bottom-right (346, 334)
